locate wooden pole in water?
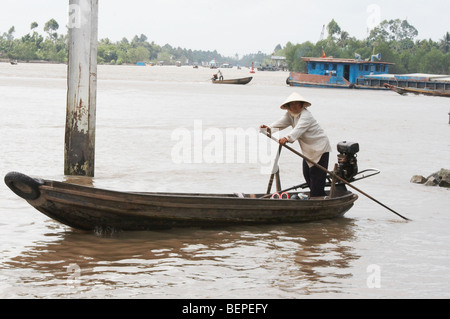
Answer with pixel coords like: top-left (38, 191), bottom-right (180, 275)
top-left (65, 0), bottom-right (98, 177)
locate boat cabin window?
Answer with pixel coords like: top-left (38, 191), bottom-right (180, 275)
top-left (359, 64), bottom-right (363, 71)
top-left (364, 65), bottom-right (369, 71)
top-left (332, 64), bottom-right (337, 70)
top-left (311, 63), bottom-right (316, 70)
top-left (324, 63), bottom-right (329, 70)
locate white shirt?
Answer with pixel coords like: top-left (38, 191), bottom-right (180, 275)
top-left (270, 109), bottom-right (332, 167)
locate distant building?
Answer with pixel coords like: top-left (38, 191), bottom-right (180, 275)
top-left (209, 59), bottom-right (218, 69)
top-left (271, 56), bottom-right (287, 70)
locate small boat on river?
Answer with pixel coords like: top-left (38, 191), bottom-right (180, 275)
top-left (212, 76), bottom-right (253, 85)
top-left (3, 139), bottom-right (386, 231)
top-left (4, 171), bottom-right (358, 231)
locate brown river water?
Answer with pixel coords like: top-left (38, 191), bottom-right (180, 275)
top-left (0, 62), bottom-right (449, 299)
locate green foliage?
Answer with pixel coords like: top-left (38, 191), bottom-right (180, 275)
top-left (0, 19), bottom-right (66, 63)
top-left (0, 19), bottom-right (252, 66)
top-left (280, 19), bottom-right (449, 74)
top-left (283, 41), bottom-right (317, 72)
top-left (327, 19), bottom-right (341, 40)
top-left (44, 18), bottom-right (59, 41)
top-left (0, 18), bottom-right (448, 75)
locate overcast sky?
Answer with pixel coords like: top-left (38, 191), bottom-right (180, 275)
top-left (1, 0), bottom-right (449, 57)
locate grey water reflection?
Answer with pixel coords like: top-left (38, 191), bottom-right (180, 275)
top-left (6, 218), bottom-right (358, 298)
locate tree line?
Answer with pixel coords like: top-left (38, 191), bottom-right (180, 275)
top-left (1, 19), bottom-right (67, 63)
top-left (0, 19), bottom-right (238, 65)
top-left (275, 19), bottom-right (450, 75)
top-left (1, 18), bottom-right (449, 75)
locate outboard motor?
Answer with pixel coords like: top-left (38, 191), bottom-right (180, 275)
top-left (336, 141), bottom-right (359, 182)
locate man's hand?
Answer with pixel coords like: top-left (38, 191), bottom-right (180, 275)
top-left (259, 125), bottom-right (271, 136)
top-left (278, 137), bottom-right (288, 145)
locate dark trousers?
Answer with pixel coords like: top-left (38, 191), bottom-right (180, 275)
top-left (302, 152), bottom-right (329, 197)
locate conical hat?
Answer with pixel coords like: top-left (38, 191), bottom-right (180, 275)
top-left (280, 92), bottom-right (312, 109)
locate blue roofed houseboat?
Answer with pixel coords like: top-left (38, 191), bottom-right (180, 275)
top-left (287, 54), bottom-right (394, 89)
top-left (287, 54), bottom-right (450, 93)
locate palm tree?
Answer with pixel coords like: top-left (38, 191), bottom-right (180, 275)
top-left (44, 19), bottom-right (59, 42)
top-left (337, 31), bottom-right (350, 48)
top-left (439, 32), bottom-right (450, 53)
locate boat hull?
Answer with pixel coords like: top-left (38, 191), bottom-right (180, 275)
top-left (212, 77), bottom-right (253, 85)
top-left (5, 172), bottom-right (358, 231)
top-left (287, 73), bottom-right (390, 90)
top-left (384, 83), bottom-right (450, 97)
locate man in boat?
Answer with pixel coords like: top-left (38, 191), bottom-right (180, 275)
top-left (212, 70), bottom-right (223, 81)
top-left (260, 92), bottom-right (331, 197)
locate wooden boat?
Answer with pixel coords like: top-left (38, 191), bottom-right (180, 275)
top-left (212, 77), bottom-right (253, 85)
top-left (4, 171), bottom-right (357, 231)
top-left (384, 83), bottom-right (450, 97)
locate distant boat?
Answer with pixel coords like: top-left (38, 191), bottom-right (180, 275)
top-left (212, 76), bottom-right (253, 85)
top-left (288, 56), bottom-right (450, 92)
top-left (384, 83), bottom-right (450, 98)
top-left (209, 59), bottom-right (218, 69)
top-left (287, 55), bottom-right (393, 90)
top-left (10, 60), bottom-right (18, 65)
